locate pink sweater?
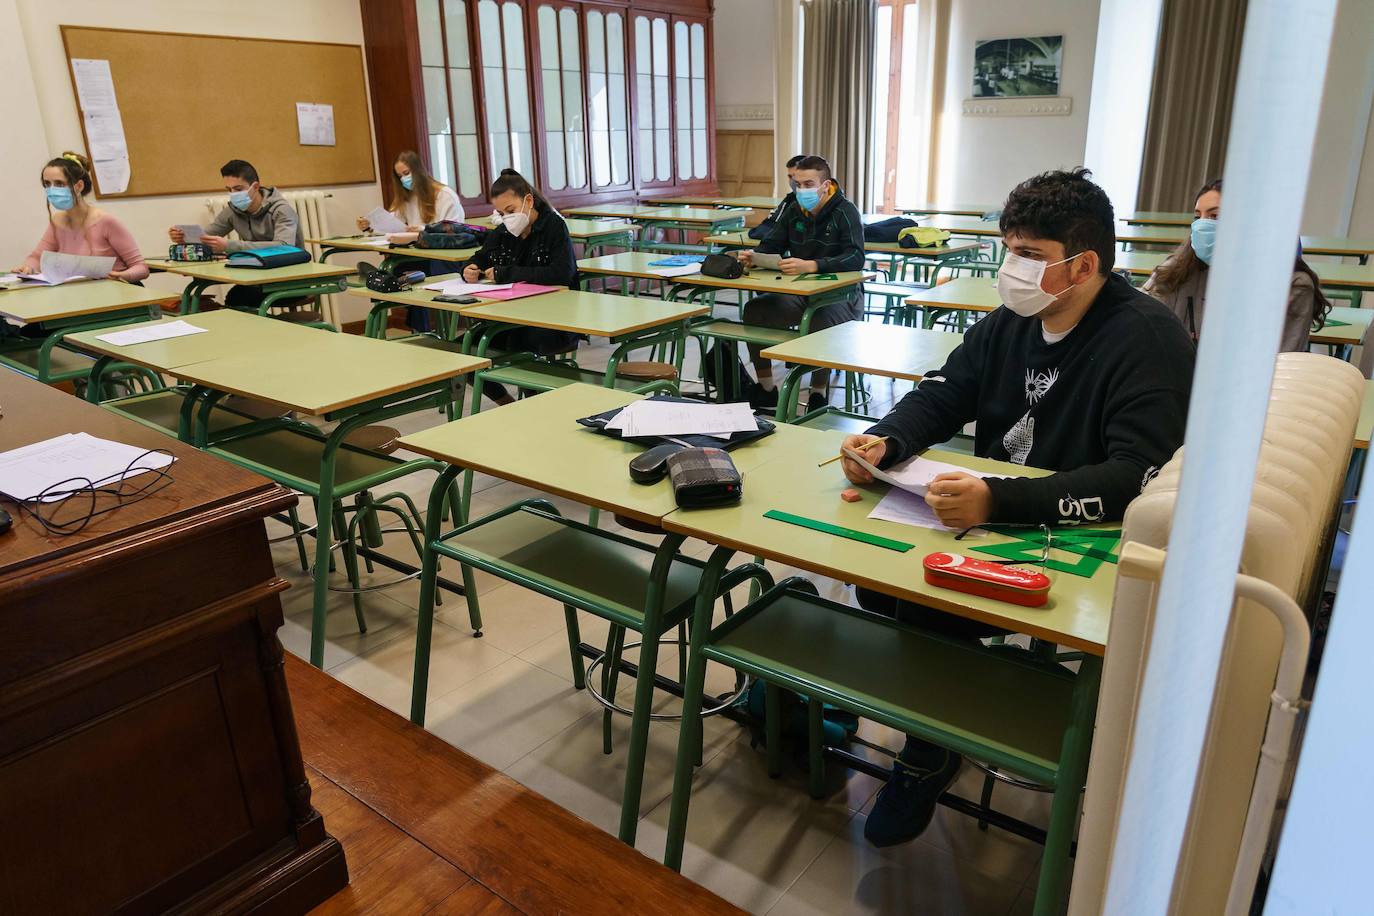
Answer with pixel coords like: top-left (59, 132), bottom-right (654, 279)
top-left (26, 214), bottom-right (149, 281)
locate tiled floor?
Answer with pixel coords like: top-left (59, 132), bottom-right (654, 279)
top-left (275, 319), bottom-right (1062, 915)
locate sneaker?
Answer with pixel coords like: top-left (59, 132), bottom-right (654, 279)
top-left (749, 383), bottom-right (780, 412)
top-left (806, 391), bottom-right (829, 414)
top-left (863, 749), bottom-right (962, 847)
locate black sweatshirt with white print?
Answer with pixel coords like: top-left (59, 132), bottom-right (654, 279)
top-left (867, 273), bottom-right (1195, 525)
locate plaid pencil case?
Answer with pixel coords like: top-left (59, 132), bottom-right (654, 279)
top-left (666, 447), bottom-right (742, 508)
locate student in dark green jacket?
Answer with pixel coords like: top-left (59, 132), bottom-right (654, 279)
top-left (736, 155), bottom-right (865, 412)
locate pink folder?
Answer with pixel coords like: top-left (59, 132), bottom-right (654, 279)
top-left (475, 283), bottom-right (563, 301)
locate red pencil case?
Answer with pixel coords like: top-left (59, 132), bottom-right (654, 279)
top-left (922, 552), bottom-right (1051, 607)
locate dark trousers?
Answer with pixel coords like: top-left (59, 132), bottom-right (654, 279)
top-left (482, 327), bottom-right (581, 401)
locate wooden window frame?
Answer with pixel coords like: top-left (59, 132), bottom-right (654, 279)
top-left (875, 0), bottom-right (917, 214)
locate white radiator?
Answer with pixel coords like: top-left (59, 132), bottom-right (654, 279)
top-left (202, 189), bottom-right (338, 324)
top-left (1071, 351), bottom-right (1365, 915)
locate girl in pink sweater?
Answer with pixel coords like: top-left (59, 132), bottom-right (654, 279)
top-left (16, 152), bottom-right (149, 282)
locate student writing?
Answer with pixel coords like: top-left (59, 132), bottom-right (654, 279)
top-left (461, 169), bottom-right (578, 406)
top-left (1143, 177), bottom-right (1330, 350)
top-left (839, 169), bottom-right (1195, 850)
top-left (357, 150), bottom-right (465, 232)
top-left (17, 152), bottom-right (148, 282)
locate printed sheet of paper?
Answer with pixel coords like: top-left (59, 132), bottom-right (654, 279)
top-left (296, 102), bottom-right (336, 146)
top-left (71, 59), bottom-right (131, 194)
top-left (606, 400), bottom-right (757, 437)
top-left (840, 451), bottom-right (1008, 498)
top-left (28, 251), bottom-right (116, 285)
top-left (96, 319), bottom-right (207, 347)
top-left (364, 207), bottom-right (407, 234)
top-left (867, 486), bottom-right (986, 535)
top-left (0, 432), bottom-right (174, 503)
top-left (174, 224), bottom-right (204, 243)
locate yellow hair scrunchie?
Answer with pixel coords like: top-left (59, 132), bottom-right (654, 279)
top-left (62, 153), bottom-right (86, 170)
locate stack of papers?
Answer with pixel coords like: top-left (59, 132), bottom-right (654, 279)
top-left (606, 400), bottom-right (757, 438)
top-left (423, 279), bottom-right (514, 295)
top-left (841, 450), bottom-right (1011, 533)
top-left (648, 263), bottom-right (703, 278)
top-left (0, 432), bottom-right (175, 503)
top-left (20, 251), bottom-right (116, 286)
top-left (364, 207), bottom-right (408, 234)
top-left (95, 319), bottom-right (206, 347)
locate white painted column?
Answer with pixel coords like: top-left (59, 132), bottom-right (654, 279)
top-left (1081, 0), bottom-right (1163, 212)
top-left (1101, 1), bottom-right (1339, 912)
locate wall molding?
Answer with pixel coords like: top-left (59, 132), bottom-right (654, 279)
top-left (962, 96), bottom-right (1073, 118)
top-left (717, 103), bottom-right (774, 123)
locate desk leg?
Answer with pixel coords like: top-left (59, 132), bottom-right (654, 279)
top-left (412, 464), bottom-right (465, 722)
top-left (182, 279), bottom-right (212, 315)
top-left (1034, 654), bottom-right (1102, 914)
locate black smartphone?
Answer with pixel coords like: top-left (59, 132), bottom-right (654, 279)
top-left (434, 294), bottom-right (481, 304)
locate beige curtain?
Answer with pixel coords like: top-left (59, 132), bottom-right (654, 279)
top-left (1135, 0), bottom-right (1249, 211)
top-left (800, 0), bottom-right (877, 210)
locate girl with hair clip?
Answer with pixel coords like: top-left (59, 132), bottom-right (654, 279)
top-left (356, 149), bottom-right (465, 232)
top-left (16, 152), bottom-right (148, 282)
top-left (461, 169), bottom-right (578, 405)
top-left (1144, 177), bottom-right (1330, 351)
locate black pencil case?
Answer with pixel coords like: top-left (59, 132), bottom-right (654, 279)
top-left (666, 447), bottom-right (742, 508)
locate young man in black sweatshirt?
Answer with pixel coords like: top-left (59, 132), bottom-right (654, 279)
top-left (840, 168), bottom-right (1195, 848)
top-left (737, 155), bottom-right (866, 413)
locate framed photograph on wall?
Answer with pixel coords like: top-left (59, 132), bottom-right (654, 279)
top-left (973, 36), bottom-right (1063, 98)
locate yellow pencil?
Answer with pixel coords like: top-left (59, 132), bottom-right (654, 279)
top-left (818, 436), bottom-right (888, 468)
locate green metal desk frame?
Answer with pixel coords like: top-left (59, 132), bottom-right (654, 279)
top-left (0, 302), bottom-right (166, 386)
top-left (177, 274), bottom-right (350, 317)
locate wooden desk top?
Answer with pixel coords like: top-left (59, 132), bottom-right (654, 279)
top-left (564, 218), bottom-right (639, 240)
top-left (398, 384), bottom-right (798, 526)
top-left (576, 253), bottom-right (871, 297)
top-left (702, 232), bottom-right (983, 259)
top-left (1356, 380), bottom-right (1373, 451)
top-left (457, 289), bottom-right (709, 337)
top-left (1119, 211), bottom-right (1193, 226)
top-left (901, 203), bottom-right (999, 218)
top-left (0, 280), bottom-right (177, 323)
top-left (69, 311), bottom-right (488, 416)
top-left (761, 322), bottom-right (963, 382)
top-left (1311, 307), bottom-right (1373, 347)
top-left (564, 203), bottom-right (746, 224)
top-left (904, 276), bottom-right (1002, 312)
top-left (309, 236), bottom-right (478, 263)
top-left (0, 369), bottom-right (290, 580)
top-left (145, 259), bottom-right (356, 285)
top-left (660, 425), bottom-right (1115, 654)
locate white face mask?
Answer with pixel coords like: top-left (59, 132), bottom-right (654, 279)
top-left (995, 251), bottom-right (1081, 317)
top-left (491, 198), bottom-right (532, 236)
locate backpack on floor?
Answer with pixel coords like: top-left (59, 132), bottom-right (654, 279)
top-left (702, 341), bottom-right (750, 402)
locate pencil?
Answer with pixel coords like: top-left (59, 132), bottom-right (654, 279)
top-left (818, 436), bottom-right (888, 468)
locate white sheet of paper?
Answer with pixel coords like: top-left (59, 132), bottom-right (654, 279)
top-left (421, 279), bottom-right (513, 295)
top-left (83, 107), bottom-right (127, 162)
top-left (0, 273), bottom-right (22, 285)
top-left (364, 207), bottom-right (408, 234)
top-left (96, 319), bottom-right (207, 347)
top-left (359, 235), bottom-right (391, 246)
top-left (611, 400), bottom-right (757, 437)
top-left (867, 486), bottom-right (986, 535)
top-left (30, 251), bottom-right (116, 285)
top-left (648, 264), bottom-right (703, 278)
top-left (841, 451), bottom-right (1008, 497)
top-left (174, 224), bottom-right (204, 244)
top-left (0, 432), bottom-right (175, 503)
top-left (71, 58), bottom-right (117, 109)
top-left (296, 102), bottom-right (336, 146)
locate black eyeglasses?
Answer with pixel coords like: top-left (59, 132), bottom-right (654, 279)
top-left (13, 448), bottom-right (176, 536)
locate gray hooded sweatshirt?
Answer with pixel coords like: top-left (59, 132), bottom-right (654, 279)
top-left (204, 187), bottom-right (304, 252)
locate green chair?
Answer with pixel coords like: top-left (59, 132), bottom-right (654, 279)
top-left (663, 575), bottom-right (1099, 916)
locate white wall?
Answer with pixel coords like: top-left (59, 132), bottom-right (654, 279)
top-left (713, 0), bottom-right (776, 132)
top-left (5, 0), bottom-right (382, 322)
top-left (1303, 0), bottom-right (1374, 236)
top-left (934, 0), bottom-right (1101, 206)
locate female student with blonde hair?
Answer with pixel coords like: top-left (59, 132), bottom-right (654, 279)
top-left (1144, 177), bottom-right (1329, 350)
top-left (357, 150), bottom-right (465, 232)
top-left (16, 151), bottom-right (148, 281)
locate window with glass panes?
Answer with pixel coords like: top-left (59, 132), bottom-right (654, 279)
top-left (398, 0), bottom-right (713, 206)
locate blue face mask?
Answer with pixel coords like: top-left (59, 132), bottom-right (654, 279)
top-left (400, 174), bottom-right (414, 191)
top-left (229, 189), bottom-right (254, 211)
top-left (1191, 217), bottom-right (1217, 265)
top-left (45, 186), bottom-right (75, 211)
top-left (796, 187), bottom-right (822, 211)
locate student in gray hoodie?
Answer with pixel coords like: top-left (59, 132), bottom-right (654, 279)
top-left (168, 159), bottom-right (305, 310)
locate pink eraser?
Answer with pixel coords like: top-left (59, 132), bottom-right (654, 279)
top-left (841, 488), bottom-right (862, 503)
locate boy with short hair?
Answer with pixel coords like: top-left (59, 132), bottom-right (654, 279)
top-left (842, 167), bottom-right (1195, 848)
top-left (739, 154), bottom-right (866, 413)
top-left (748, 154), bottom-right (808, 241)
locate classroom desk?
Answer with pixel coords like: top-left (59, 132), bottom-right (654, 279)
top-left (311, 235), bottom-right (478, 271)
top-left (563, 203), bottom-right (749, 244)
top-left (903, 276), bottom-right (1001, 328)
top-left (576, 252), bottom-right (871, 299)
top-left (901, 202), bottom-right (999, 218)
top-left (67, 311), bottom-right (489, 667)
top-left (0, 280), bottom-right (178, 384)
top-left (1356, 380), bottom-right (1373, 451)
top-left (1117, 250), bottom-right (1374, 291)
top-left (760, 322), bottom-right (963, 421)
top-left (1299, 236), bottom-right (1374, 263)
top-left (1311, 307), bottom-right (1372, 360)
top-left (566, 218), bottom-right (640, 255)
top-left (1119, 210), bottom-right (1193, 227)
top-left (0, 371), bottom-right (346, 914)
top-left (647, 195), bottom-right (781, 211)
top-left (702, 231), bottom-right (982, 281)
top-left (145, 258), bottom-right (356, 315)
top-left (1113, 224), bottom-right (1189, 247)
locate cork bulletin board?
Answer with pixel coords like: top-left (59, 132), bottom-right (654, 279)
top-left (60, 26), bottom-right (376, 198)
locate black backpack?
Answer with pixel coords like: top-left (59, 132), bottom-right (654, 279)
top-left (417, 220), bottom-right (489, 249)
top-left (701, 341), bottom-right (751, 402)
